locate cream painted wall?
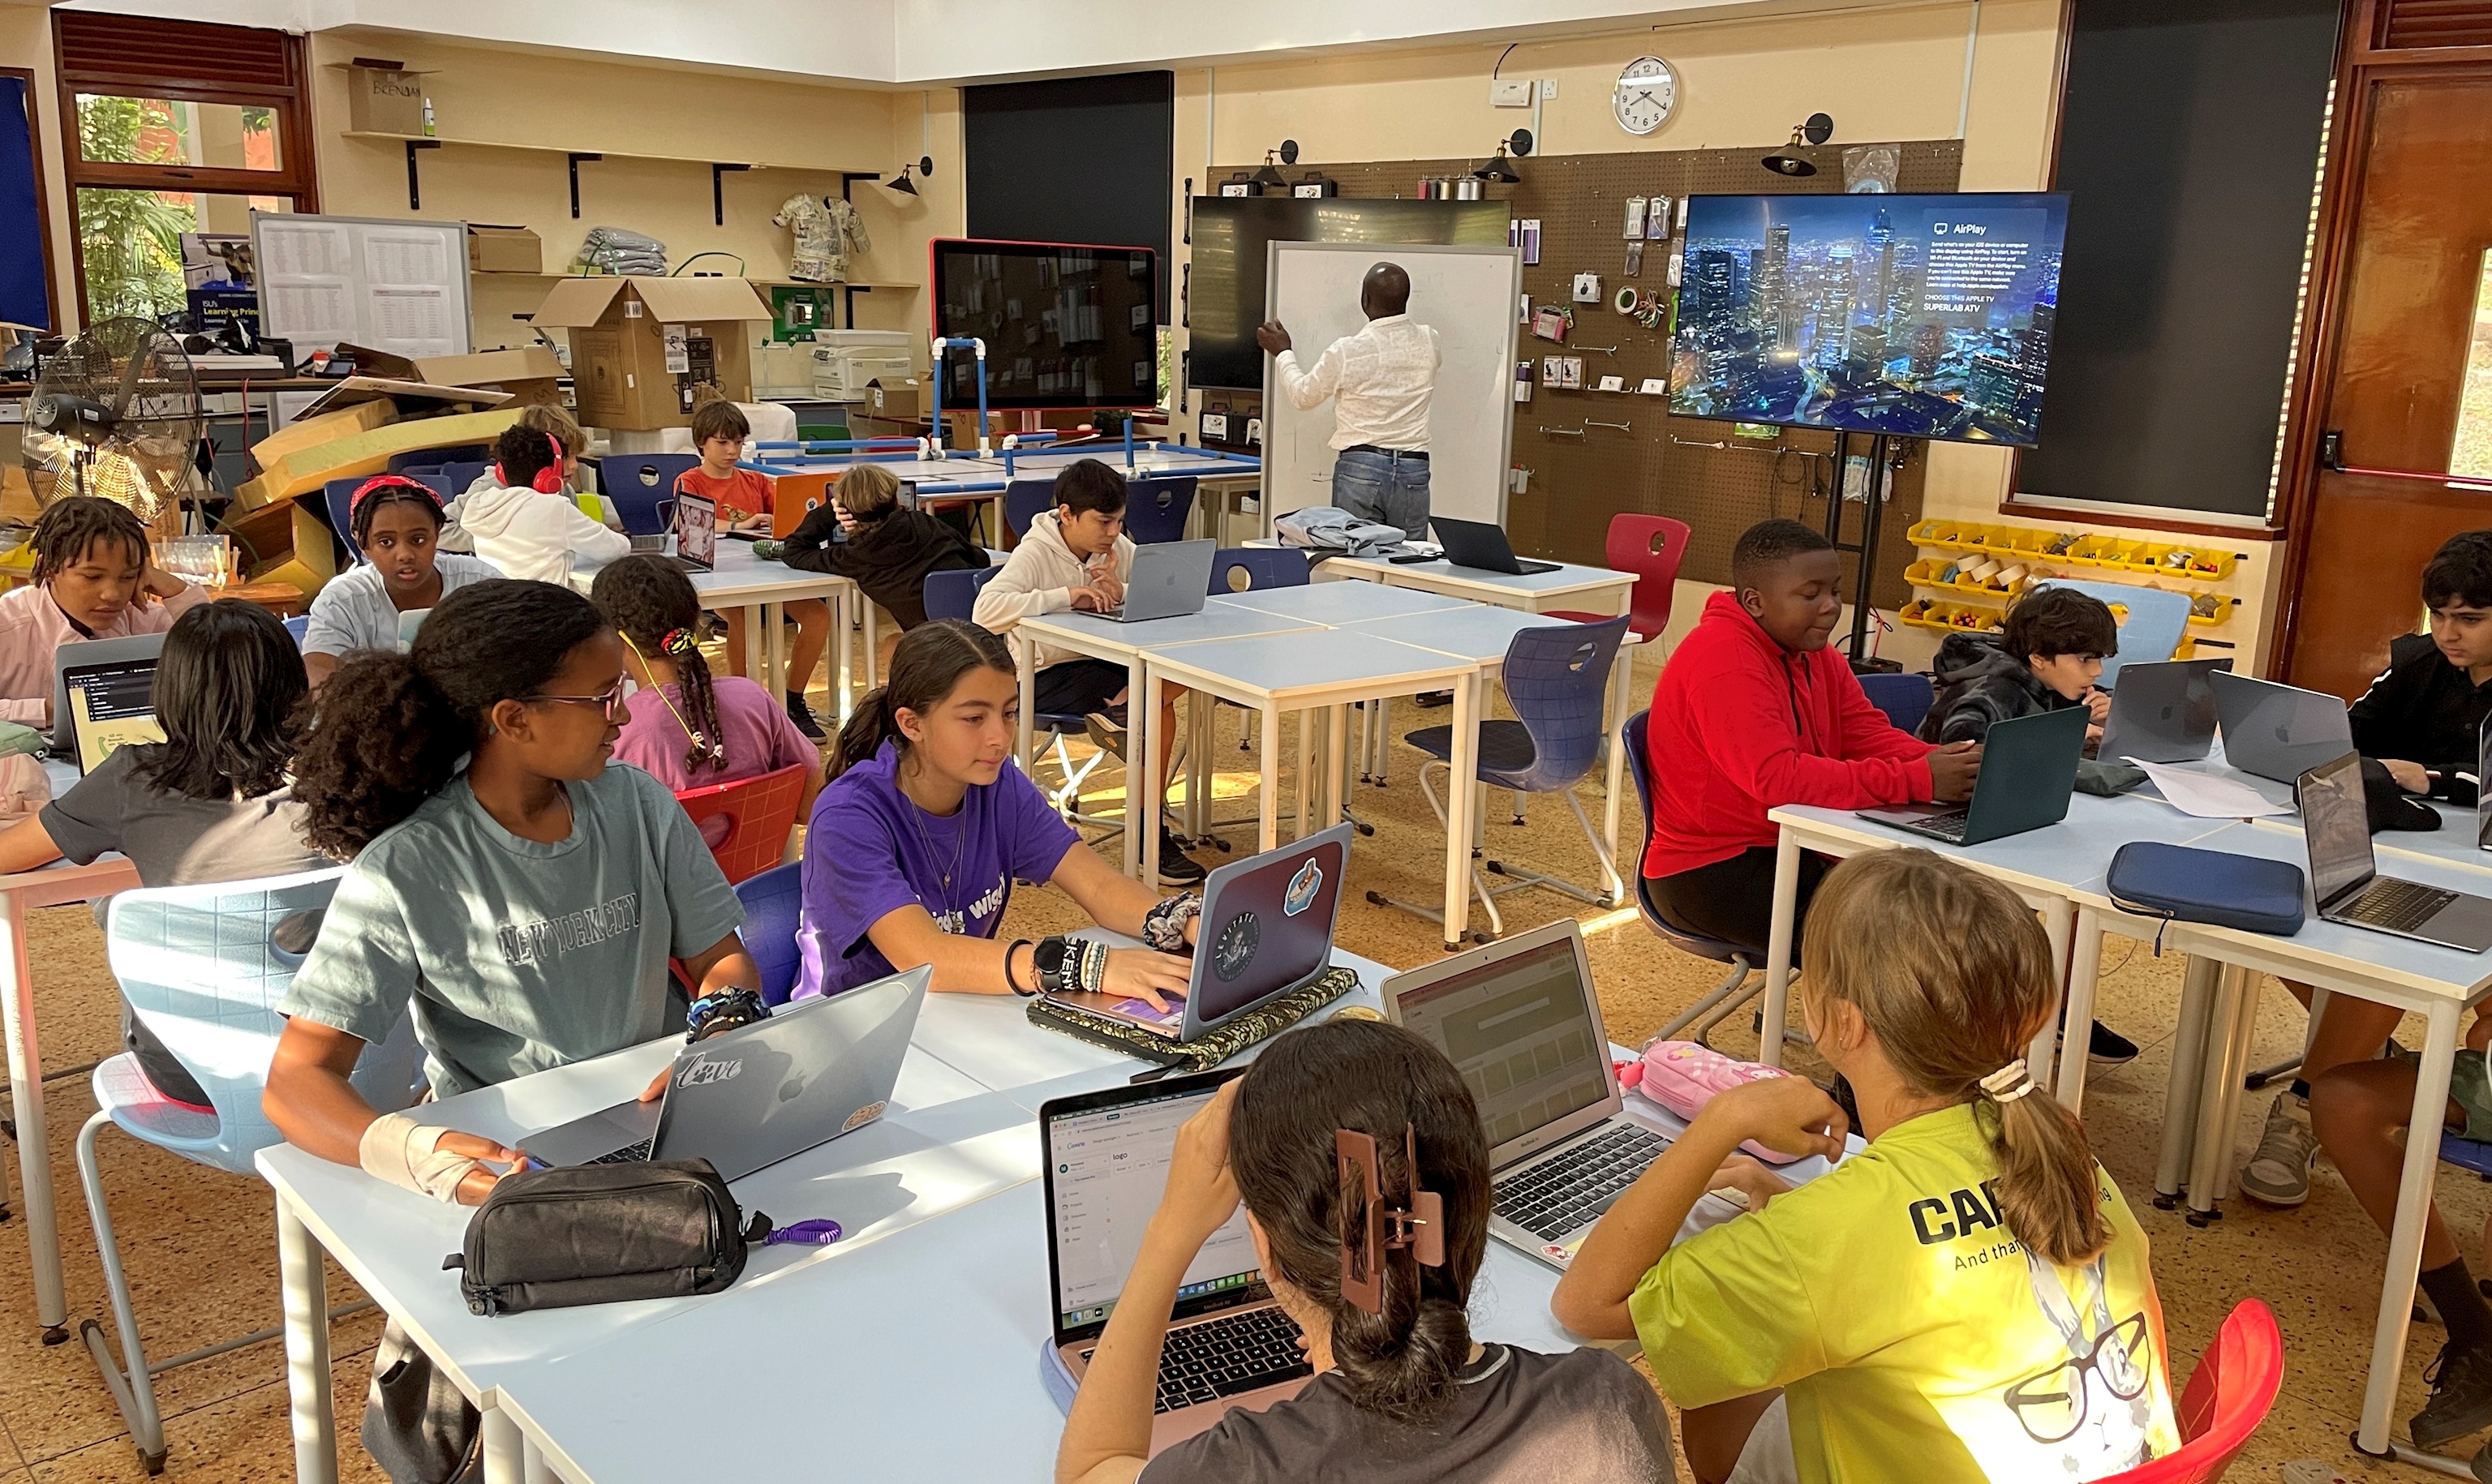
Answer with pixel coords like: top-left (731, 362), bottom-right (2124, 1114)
top-left (1, 5), bottom-right (76, 332)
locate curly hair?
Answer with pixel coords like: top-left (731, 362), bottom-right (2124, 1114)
top-left (31, 495), bottom-right (148, 586)
top-left (291, 579), bottom-right (608, 857)
top-left (128, 599), bottom-right (307, 802)
top-left (2001, 585), bottom-right (2118, 664)
top-left (493, 426), bottom-right (565, 490)
top-left (588, 555), bottom-right (725, 774)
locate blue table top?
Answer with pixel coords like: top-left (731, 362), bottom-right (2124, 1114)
top-left (1210, 580), bottom-right (1476, 624)
top-left (1145, 628), bottom-right (1472, 697)
top-left (1338, 605), bottom-right (1573, 664)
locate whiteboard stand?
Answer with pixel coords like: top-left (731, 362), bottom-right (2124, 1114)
top-left (251, 211), bottom-right (475, 362)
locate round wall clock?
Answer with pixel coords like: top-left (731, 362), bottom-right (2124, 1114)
top-left (1614, 55), bottom-right (1678, 136)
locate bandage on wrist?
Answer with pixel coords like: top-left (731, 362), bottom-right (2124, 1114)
top-left (359, 1111), bottom-right (481, 1202)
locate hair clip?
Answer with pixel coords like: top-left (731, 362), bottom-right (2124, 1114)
top-left (661, 627), bottom-right (698, 656)
top-left (1335, 1123), bottom-right (1445, 1316)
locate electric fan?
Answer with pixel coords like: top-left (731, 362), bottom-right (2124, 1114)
top-left (20, 316), bottom-right (204, 525)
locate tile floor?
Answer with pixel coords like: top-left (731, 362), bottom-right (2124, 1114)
top-left (0, 644), bottom-right (2470, 1482)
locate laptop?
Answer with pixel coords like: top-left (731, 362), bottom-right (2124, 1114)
top-left (2298, 752), bottom-right (2492, 952)
top-left (2479, 714), bottom-right (2492, 853)
top-left (1039, 1068), bottom-right (1313, 1452)
top-left (2099, 657), bottom-right (2233, 765)
top-left (2212, 670), bottom-right (2354, 784)
top-left (1856, 703), bottom-right (2088, 845)
top-left (1098, 538), bottom-right (1216, 624)
top-left (523, 965), bottom-right (930, 1180)
top-left (52, 635), bottom-right (166, 774)
top-left (1429, 515), bottom-right (1560, 576)
top-left (1385, 920), bottom-right (1738, 1269)
top-left (1043, 823), bottom-right (1351, 1040)
top-left (672, 488), bottom-right (719, 573)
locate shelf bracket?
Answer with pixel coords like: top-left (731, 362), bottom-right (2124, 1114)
top-left (566, 152), bottom-right (601, 219)
top-left (711, 163), bottom-right (751, 226)
top-left (403, 139), bottom-right (440, 212)
top-left (838, 170), bottom-right (879, 204)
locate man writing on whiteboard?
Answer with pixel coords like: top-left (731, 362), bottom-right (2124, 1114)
top-left (1256, 261), bottom-right (1441, 542)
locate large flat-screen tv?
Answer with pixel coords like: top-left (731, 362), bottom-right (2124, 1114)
top-left (1187, 196), bottom-right (1510, 391)
top-left (930, 238), bottom-right (1160, 411)
top-left (1668, 192), bottom-right (2070, 446)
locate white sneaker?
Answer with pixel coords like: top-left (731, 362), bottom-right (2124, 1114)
top-left (2239, 1092), bottom-right (2318, 1207)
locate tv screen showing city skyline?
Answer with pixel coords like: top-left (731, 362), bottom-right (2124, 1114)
top-left (1668, 192), bottom-right (2070, 447)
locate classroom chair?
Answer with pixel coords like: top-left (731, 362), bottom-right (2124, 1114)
top-left (385, 444), bottom-right (491, 474)
top-left (1858, 671), bottom-right (1936, 734)
top-left (597, 452), bottom-right (702, 537)
top-left (2028, 577), bottom-right (2190, 688)
top-left (435, 460), bottom-right (490, 495)
top-left (1002, 478), bottom-right (1055, 542)
top-left (282, 614), bottom-right (309, 644)
top-left (1620, 708), bottom-right (1772, 1048)
top-left (1375, 617), bottom-right (1631, 947)
top-left (922, 567), bottom-right (1118, 840)
top-left (1545, 513), bottom-right (1691, 646)
top-left (1119, 476), bottom-right (1199, 546)
top-left (676, 761), bottom-right (810, 886)
top-left (2099, 1297), bottom-right (2281, 1483)
top-left (735, 862), bottom-right (804, 1006)
top-left (78, 869), bottom-right (425, 1473)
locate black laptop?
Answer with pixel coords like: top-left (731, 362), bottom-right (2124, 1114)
top-left (1857, 704), bottom-right (2087, 846)
top-left (1429, 516), bottom-right (1560, 576)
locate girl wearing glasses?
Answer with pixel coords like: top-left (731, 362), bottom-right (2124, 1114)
top-left (1552, 849), bottom-right (2177, 1484)
top-left (265, 579), bottom-right (757, 1207)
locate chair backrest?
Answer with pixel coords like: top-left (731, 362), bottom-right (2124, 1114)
top-left (1003, 478), bottom-right (1055, 541)
top-left (1622, 709), bottom-right (1757, 959)
top-left (735, 862), bottom-right (805, 1006)
top-left (2097, 1298), bottom-right (2281, 1484)
top-left (1119, 476), bottom-right (1198, 546)
top-left (1209, 546), bottom-right (1310, 596)
top-left (1858, 671), bottom-right (1936, 734)
top-left (922, 564), bottom-right (1003, 624)
top-left (436, 460), bottom-right (490, 495)
top-left (386, 444), bottom-right (490, 474)
top-left (598, 453), bottom-right (704, 537)
top-left (283, 614), bottom-right (310, 644)
top-left (675, 761), bottom-right (810, 886)
top-left (2027, 578), bottom-right (2191, 688)
top-left (1602, 514), bottom-right (1691, 641)
top-left (1498, 615), bottom-right (1631, 791)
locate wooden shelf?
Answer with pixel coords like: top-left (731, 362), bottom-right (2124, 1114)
top-left (339, 130), bottom-right (875, 176)
top-left (470, 272), bottom-right (920, 291)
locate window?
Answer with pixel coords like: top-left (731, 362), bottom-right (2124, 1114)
top-left (2455, 251), bottom-right (2492, 479)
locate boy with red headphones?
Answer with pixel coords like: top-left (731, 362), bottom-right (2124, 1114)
top-left (448, 426), bottom-right (629, 585)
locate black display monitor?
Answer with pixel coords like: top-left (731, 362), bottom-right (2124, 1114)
top-left (930, 238), bottom-right (1160, 411)
top-left (1667, 192), bottom-right (2071, 446)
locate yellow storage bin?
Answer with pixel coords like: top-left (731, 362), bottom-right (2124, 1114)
top-left (2067, 535), bottom-right (2140, 568)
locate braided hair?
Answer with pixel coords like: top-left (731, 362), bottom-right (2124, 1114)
top-left (588, 554), bottom-right (726, 774)
top-left (346, 474), bottom-right (447, 551)
top-left (30, 495), bottom-right (148, 586)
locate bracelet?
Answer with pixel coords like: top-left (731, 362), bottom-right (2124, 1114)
top-left (686, 986), bottom-right (771, 1044)
top-left (1033, 936), bottom-right (1112, 996)
top-left (1003, 938), bottom-right (1036, 997)
top-left (1141, 893), bottom-right (1202, 954)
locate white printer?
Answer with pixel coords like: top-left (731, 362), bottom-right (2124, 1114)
top-left (810, 330), bottom-right (916, 401)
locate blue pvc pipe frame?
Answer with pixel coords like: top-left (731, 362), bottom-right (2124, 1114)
top-left (929, 336), bottom-right (990, 457)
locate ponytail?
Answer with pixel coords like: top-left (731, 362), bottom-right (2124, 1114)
top-left (1976, 1061), bottom-right (2113, 1267)
top-left (831, 619), bottom-right (1014, 781)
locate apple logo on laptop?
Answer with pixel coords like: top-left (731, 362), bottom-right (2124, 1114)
top-left (2157, 706), bottom-right (2175, 721)
top-left (779, 1075), bottom-right (806, 1103)
top-left (2275, 725), bottom-right (2293, 744)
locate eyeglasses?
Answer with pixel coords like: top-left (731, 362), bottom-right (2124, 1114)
top-left (523, 679), bottom-right (630, 720)
top-left (2001, 1310), bottom-right (2152, 1444)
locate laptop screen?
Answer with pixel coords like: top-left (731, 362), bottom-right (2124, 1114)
top-left (1045, 1078), bottom-right (1263, 1337)
top-left (63, 658), bottom-right (164, 773)
top-left (2300, 752), bottom-right (2376, 910)
top-left (1390, 932), bottom-right (1609, 1150)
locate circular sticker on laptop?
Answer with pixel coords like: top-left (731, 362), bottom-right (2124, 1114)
top-left (1212, 911), bottom-right (1261, 982)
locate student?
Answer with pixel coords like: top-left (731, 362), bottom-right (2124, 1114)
top-left (0, 495), bottom-right (206, 725)
top-left (264, 578), bottom-right (756, 1203)
top-left (443, 401), bottom-right (591, 538)
top-left (1920, 585), bottom-right (2117, 748)
top-left (1553, 849), bottom-right (2180, 1484)
top-left (449, 425), bottom-right (629, 586)
top-left (1055, 1018), bottom-right (1675, 1484)
top-left (0, 600), bottom-right (326, 1109)
top-left (796, 619), bottom-right (1197, 1006)
top-left (678, 397), bottom-right (835, 740)
top-left (589, 552), bottom-right (823, 847)
top-left (780, 462), bottom-right (989, 667)
top-left (301, 475), bottom-right (502, 687)
top-left (1640, 519), bottom-right (1974, 952)
top-left (972, 457), bottom-right (1204, 885)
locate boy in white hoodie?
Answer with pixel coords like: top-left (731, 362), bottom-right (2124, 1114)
top-left (448, 424), bottom-right (629, 585)
top-left (974, 458), bottom-right (1203, 884)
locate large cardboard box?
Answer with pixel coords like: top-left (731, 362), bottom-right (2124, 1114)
top-left (248, 399), bottom-right (398, 471)
top-left (533, 277), bottom-right (772, 431)
top-left (467, 225), bottom-right (543, 275)
top-left (225, 499), bottom-right (337, 599)
top-left (256, 407), bottom-right (530, 501)
top-left (868, 378), bottom-right (922, 419)
top-left (335, 61), bottom-right (435, 136)
top-left (337, 345), bottom-right (564, 409)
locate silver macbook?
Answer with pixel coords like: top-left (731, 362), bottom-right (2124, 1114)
top-left (1099, 538), bottom-right (1216, 624)
top-left (2213, 670), bottom-right (2355, 784)
top-left (525, 965), bottom-right (929, 1181)
top-left (2479, 714), bottom-right (2492, 853)
top-left (52, 634), bottom-right (166, 774)
top-left (2099, 657), bottom-right (2233, 765)
top-left (2300, 753), bottom-right (2492, 953)
top-left (1385, 920), bottom-right (1737, 1269)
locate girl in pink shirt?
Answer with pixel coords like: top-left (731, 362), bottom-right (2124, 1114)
top-left (0, 497), bottom-right (205, 727)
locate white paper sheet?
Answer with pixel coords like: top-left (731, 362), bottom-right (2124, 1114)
top-left (2128, 757), bottom-right (2295, 819)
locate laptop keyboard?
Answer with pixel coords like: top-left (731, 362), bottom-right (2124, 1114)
top-left (1911, 808), bottom-right (1971, 841)
top-left (1493, 1123), bottom-right (1670, 1242)
top-left (587, 1135), bottom-right (657, 1166)
top-left (1081, 1306), bottom-right (1312, 1413)
top-left (2344, 876), bottom-right (2459, 934)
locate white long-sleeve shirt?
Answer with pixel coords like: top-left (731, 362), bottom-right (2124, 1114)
top-left (1273, 313), bottom-right (1441, 452)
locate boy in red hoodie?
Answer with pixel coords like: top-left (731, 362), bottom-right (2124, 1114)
top-left (1641, 520), bottom-right (1979, 949)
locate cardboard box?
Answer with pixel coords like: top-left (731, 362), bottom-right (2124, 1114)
top-left (224, 498), bottom-right (337, 599)
top-left (336, 60), bottom-right (435, 137)
top-left (256, 406), bottom-right (530, 501)
top-left (248, 399), bottom-right (398, 471)
top-left (533, 277), bottom-right (773, 431)
top-left (332, 345), bottom-right (564, 409)
top-left (292, 375), bottom-right (513, 422)
top-left (868, 378), bottom-right (923, 419)
top-left (467, 225), bottom-right (543, 276)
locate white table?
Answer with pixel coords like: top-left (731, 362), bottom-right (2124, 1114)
top-left (749, 444), bottom-right (1264, 551)
top-left (573, 540), bottom-right (861, 719)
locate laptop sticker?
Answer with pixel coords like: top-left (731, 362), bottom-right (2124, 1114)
top-left (1284, 860), bottom-right (1323, 916)
top-left (1212, 911), bottom-right (1261, 981)
top-left (840, 1100), bottom-right (887, 1134)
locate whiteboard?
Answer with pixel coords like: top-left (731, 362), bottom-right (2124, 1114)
top-left (1261, 241), bottom-right (1521, 531)
top-left (251, 211), bottom-right (472, 360)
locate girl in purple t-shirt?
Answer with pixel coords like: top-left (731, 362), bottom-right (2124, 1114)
top-left (795, 620), bottom-right (1199, 1002)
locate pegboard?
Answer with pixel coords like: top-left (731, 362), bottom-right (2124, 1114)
top-left (1201, 140), bottom-right (1964, 612)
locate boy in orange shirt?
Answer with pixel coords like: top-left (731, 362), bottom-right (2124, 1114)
top-left (677, 398), bottom-right (833, 738)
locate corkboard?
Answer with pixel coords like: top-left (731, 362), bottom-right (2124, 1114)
top-left (1204, 140), bottom-right (1964, 607)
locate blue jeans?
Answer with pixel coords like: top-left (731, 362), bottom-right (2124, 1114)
top-left (1330, 448), bottom-right (1432, 543)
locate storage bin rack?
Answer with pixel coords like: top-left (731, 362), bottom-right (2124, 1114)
top-left (1898, 518), bottom-right (2246, 655)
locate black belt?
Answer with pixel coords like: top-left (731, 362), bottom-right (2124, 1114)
top-left (1343, 444), bottom-right (1427, 461)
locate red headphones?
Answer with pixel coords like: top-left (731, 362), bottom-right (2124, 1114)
top-left (494, 433), bottom-right (566, 495)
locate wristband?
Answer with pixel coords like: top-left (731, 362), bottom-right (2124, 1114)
top-left (1141, 893), bottom-right (1202, 954)
top-left (686, 986), bottom-right (770, 1044)
top-left (1033, 935), bottom-right (1111, 996)
top-left (359, 1112), bottom-right (479, 1203)
top-left (1003, 939), bottom-right (1037, 997)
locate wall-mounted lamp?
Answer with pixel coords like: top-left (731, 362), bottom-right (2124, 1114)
top-left (1473, 128), bottom-right (1534, 184)
top-left (884, 154), bottom-right (934, 195)
top-left (1760, 114), bottom-right (1833, 177)
top-left (1252, 139), bottom-right (1299, 189)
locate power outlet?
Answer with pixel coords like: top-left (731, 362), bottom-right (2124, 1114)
top-left (1540, 79), bottom-right (1559, 101)
top-left (1201, 412), bottom-right (1228, 441)
top-left (1490, 78), bottom-right (1533, 108)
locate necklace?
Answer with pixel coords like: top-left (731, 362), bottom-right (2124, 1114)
top-left (901, 774), bottom-right (969, 922)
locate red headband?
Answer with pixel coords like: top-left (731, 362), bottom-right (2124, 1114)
top-left (349, 474), bottom-right (440, 514)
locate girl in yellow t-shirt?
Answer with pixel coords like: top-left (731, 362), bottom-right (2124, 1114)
top-left (1553, 848), bottom-right (2180, 1484)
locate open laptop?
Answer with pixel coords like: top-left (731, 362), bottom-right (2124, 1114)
top-left (1430, 515), bottom-right (1560, 576)
top-left (2212, 670), bottom-right (2354, 784)
top-left (52, 635), bottom-right (165, 774)
top-left (523, 965), bottom-right (929, 1180)
top-left (1856, 703), bottom-right (2087, 846)
top-left (2099, 657), bottom-right (2234, 764)
top-left (1098, 538), bottom-right (1216, 624)
top-left (2300, 752), bottom-right (2492, 951)
top-left (2479, 714), bottom-right (2492, 853)
top-left (1386, 920), bottom-right (1739, 1269)
top-left (672, 488), bottom-right (719, 573)
top-left (1044, 823), bottom-right (1351, 1040)
top-left (1039, 1068), bottom-right (1313, 1453)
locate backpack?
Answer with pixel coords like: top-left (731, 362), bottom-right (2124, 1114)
top-left (1274, 504), bottom-right (1408, 558)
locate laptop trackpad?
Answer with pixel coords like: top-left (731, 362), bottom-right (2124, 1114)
top-left (2433, 892), bottom-right (2492, 953)
top-left (527, 1098), bottom-right (662, 1166)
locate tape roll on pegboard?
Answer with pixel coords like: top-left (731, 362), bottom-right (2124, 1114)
top-left (1613, 285), bottom-right (1640, 315)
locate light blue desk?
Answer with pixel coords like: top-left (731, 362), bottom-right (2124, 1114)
top-left (1209, 579), bottom-right (1473, 625)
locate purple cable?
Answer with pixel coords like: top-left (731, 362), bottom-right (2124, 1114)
top-left (763, 1219), bottom-right (844, 1247)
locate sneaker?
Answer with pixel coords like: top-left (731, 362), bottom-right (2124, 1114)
top-left (1156, 830), bottom-right (1208, 886)
top-left (784, 691), bottom-right (824, 740)
top-left (2472, 1435), bottom-right (2492, 1482)
top-left (2087, 1021), bottom-right (2138, 1068)
top-left (2239, 1092), bottom-right (2318, 1207)
top-left (1085, 713), bottom-right (1128, 761)
top-left (1413, 690), bottom-right (1454, 709)
top-left (2416, 1341), bottom-right (2492, 1448)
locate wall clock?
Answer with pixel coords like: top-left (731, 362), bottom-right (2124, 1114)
top-left (1614, 56), bottom-right (1678, 136)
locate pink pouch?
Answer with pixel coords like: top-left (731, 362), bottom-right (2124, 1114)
top-left (1619, 1040), bottom-right (1801, 1164)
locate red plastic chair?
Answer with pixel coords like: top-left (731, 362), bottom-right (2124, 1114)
top-left (2102, 1298), bottom-right (2282, 1484)
top-left (675, 762), bottom-right (810, 886)
top-left (1546, 514), bottom-right (1691, 645)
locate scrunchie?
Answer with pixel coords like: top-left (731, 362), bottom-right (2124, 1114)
top-left (660, 627), bottom-right (698, 657)
top-left (1978, 1058), bottom-right (2037, 1104)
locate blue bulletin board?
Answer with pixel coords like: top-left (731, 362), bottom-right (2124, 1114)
top-left (0, 75), bottom-right (51, 329)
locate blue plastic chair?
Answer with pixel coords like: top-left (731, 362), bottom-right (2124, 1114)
top-left (1120, 476), bottom-right (1199, 546)
top-left (1386, 616), bottom-right (1632, 946)
top-left (737, 863), bottom-right (804, 1006)
top-left (1858, 671), bottom-right (1936, 735)
top-left (79, 869), bottom-right (423, 1469)
top-left (597, 453), bottom-right (703, 538)
top-left (282, 614), bottom-right (309, 645)
top-left (922, 568), bottom-right (1114, 831)
top-left (435, 460), bottom-right (490, 496)
top-left (385, 444), bottom-right (490, 474)
top-left (1209, 546), bottom-right (1310, 596)
top-left (1621, 709), bottom-right (1771, 1047)
top-left (1003, 478), bottom-right (1055, 541)
top-left (2027, 578), bottom-right (2190, 688)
